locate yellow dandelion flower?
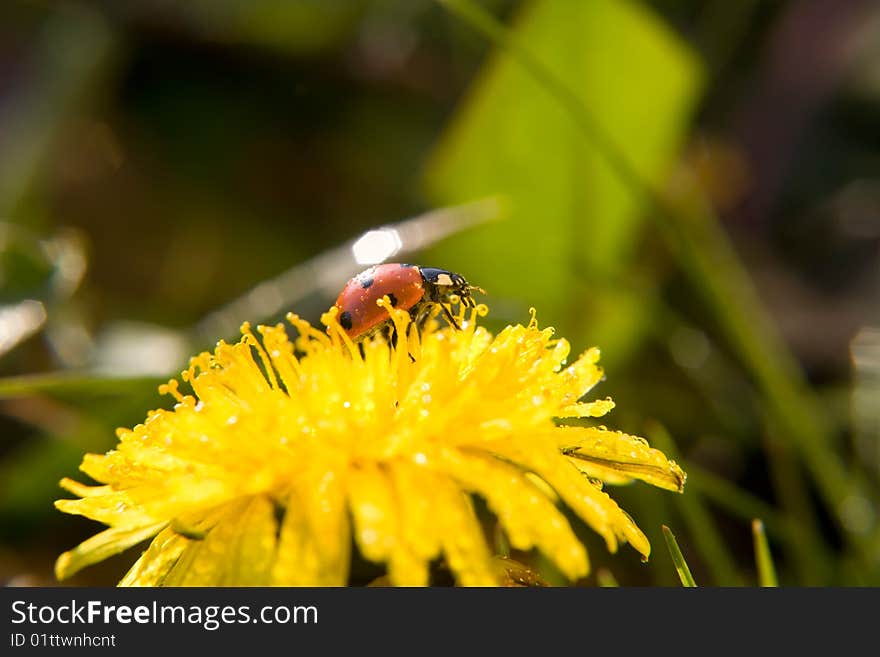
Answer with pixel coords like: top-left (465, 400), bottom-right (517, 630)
top-left (54, 300), bottom-right (685, 586)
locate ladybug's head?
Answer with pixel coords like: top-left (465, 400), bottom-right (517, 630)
top-left (419, 267), bottom-right (484, 307)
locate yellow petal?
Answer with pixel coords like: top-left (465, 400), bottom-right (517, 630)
top-left (170, 497), bottom-right (277, 586)
top-left (434, 447), bottom-right (588, 581)
top-left (347, 463), bottom-right (398, 564)
top-left (387, 462), bottom-right (443, 561)
top-left (271, 493), bottom-right (312, 586)
top-left (59, 478), bottom-right (110, 497)
top-left (55, 521), bottom-right (167, 581)
top-left (119, 526), bottom-right (189, 586)
top-left (558, 398), bottom-right (615, 418)
top-left (557, 426), bottom-right (687, 492)
top-left (160, 506), bottom-right (235, 585)
top-left (496, 441), bottom-right (652, 558)
top-left (55, 486), bottom-right (157, 529)
top-left (433, 478), bottom-right (497, 586)
top-left (222, 496), bottom-right (278, 585)
top-left (272, 470), bottom-right (350, 586)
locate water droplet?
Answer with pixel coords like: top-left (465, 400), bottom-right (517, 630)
top-left (421, 394), bottom-right (432, 404)
top-left (413, 452), bottom-right (427, 465)
top-left (532, 395), bottom-right (543, 406)
top-left (629, 451), bottom-right (637, 458)
top-left (194, 401), bottom-right (205, 412)
top-left (421, 382), bottom-right (431, 392)
top-left (419, 409), bottom-right (430, 418)
top-left (226, 415), bottom-right (238, 425)
top-left (343, 401), bottom-right (351, 409)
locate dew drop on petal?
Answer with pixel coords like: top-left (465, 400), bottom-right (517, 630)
top-left (226, 415), bottom-right (238, 425)
top-left (194, 401), bottom-right (205, 412)
top-left (413, 452), bottom-right (427, 465)
top-left (343, 401), bottom-right (351, 409)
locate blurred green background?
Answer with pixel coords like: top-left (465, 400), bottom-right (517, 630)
top-left (1, 0), bottom-right (879, 586)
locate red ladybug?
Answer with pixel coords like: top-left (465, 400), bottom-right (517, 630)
top-left (333, 263), bottom-right (482, 341)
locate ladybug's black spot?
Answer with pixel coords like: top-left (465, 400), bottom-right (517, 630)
top-left (387, 292), bottom-right (398, 307)
top-left (339, 311), bottom-right (353, 330)
top-left (360, 277), bottom-right (374, 289)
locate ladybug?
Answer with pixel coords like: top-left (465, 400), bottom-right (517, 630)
top-left (333, 263), bottom-right (482, 341)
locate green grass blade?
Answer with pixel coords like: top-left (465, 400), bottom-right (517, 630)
top-left (0, 372), bottom-right (161, 398)
top-left (752, 519), bottom-right (779, 587)
top-left (662, 525), bottom-right (697, 587)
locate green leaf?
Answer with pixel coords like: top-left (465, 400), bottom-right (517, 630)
top-left (662, 524), bottom-right (696, 587)
top-left (425, 0), bottom-right (702, 360)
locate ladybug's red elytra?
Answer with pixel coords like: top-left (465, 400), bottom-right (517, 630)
top-left (333, 263), bottom-right (483, 341)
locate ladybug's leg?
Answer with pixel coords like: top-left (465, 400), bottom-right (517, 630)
top-left (439, 303), bottom-right (462, 331)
